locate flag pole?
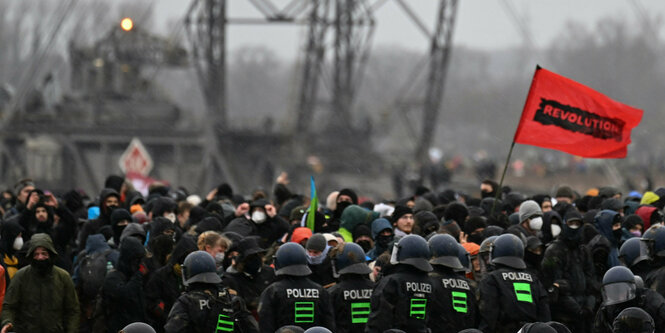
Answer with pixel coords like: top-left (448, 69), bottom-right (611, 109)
top-left (490, 141), bottom-right (515, 215)
top-left (489, 65), bottom-right (540, 215)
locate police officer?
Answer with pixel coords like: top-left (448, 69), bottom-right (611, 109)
top-left (618, 237), bottom-right (651, 278)
top-left (642, 226), bottom-right (665, 298)
top-left (428, 234), bottom-right (479, 332)
top-left (326, 242), bottom-right (374, 333)
top-left (478, 233), bottom-right (550, 333)
top-left (164, 251), bottom-right (258, 333)
top-left (612, 307), bottom-right (655, 333)
top-left (258, 243), bottom-right (334, 333)
top-left (592, 266), bottom-right (665, 333)
top-left (365, 234), bottom-right (434, 333)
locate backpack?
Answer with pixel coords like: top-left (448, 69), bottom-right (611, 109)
top-left (78, 249), bottom-right (113, 299)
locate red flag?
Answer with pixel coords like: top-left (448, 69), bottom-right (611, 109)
top-left (513, 67), bottom-right (643, 158)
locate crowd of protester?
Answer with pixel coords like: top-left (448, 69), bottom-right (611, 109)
top-left (0, 174), bottom-right (662, 333)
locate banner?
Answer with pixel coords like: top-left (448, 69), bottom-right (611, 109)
top-left (513, 67), bottom-right (643, 158)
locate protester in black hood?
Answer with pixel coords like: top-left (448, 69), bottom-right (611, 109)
top-left (480, 179), bottom-right (499, 199)
top-left (146, 217), bottom-right (176, 274)
top-left (541, 210), bottom-right (563, 245)
top-left (414, 211), bottom-right (440, 238)
top-left (78, 188), bottom-right (121, 251)
top-left (464, 216), bottom-right (487, 245)
top-left (111, 208), bottom-right (133, 247)
top-left (353, 224), bottom-right (374, 253)
top-left (367, 218), bottom-right (394, 260)
top-left (541, 209), bottom-right (598, 333)
top-left (145, 235), bottom-right (197, 333)
top-left (102, 237), bottom-right (148, 333)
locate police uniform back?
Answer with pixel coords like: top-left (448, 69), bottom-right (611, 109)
top-left (478, 234), bottom-right (550, 333)
top-left (427, 234), bottom-right (479, 332)
top-left (326, 243), bottom-right (375, 333)
top-left (164, 251), bottom-right (258, 333)
top-left (365, 234), bottom-right (434, 333)
top-left (258, 243), bottom-right (334, 333)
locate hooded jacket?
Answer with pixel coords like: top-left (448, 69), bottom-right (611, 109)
top-left (72, 234), bottom-right (119, 286)
top-left (1, 233), bottom-right (80, 333)
top-left (367, 218), bottom-right (393, 260)
top-left (593, 210), bottom-right (621, 268)
top-left (101, 237), bottom-right (147, 333)
top-left (77, 189), bottom-right (120, 251)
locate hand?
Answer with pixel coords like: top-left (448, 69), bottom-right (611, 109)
top-left (206, 188), bottom-right (218, 201)
top-left (235, 203), bottom-right (250, 217)
top-left (26, 193), bottom-right (40, 210)
top-left (44, 193), bottom-right (58, 208)
top-left (265, 204), bottom-right (276, 218)
top-left (276, 172), bottom-right (289, 185)
top-left (459, 231), bottom-right (468, 244)
top-left (1, 323), bottom-right (13, 333)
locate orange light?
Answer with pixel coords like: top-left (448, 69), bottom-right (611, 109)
top-left (120, 18), bottom-right (133, 31)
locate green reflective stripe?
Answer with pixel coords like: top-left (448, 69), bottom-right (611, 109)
top-left (513, 282), bottom-right (533, 303)
top-left (351, 302), bottom-right (370, 324)
top-left (451, 291), bottom-right (468, 313)
top-left (409, 298), bottom-right (427, 319)
top-left (294, 302), bottom-right (315, 323)
top-left (216, 314), bottom-right (234, 332)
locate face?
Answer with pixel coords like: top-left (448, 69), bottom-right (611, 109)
top-left (541, 201), bottom-right (552, 213)
top-left (35, 207), bottom-right (48, 222)
top-left (18, 185), bottom-right (35, 204)
top-left (631, 225), bottom-right (643, 233)
top-left (566, 219), bottom-right (582, 229)
top-left (177, 210), bottom-right (190, 225)
top-left (33, 247), bottom-right (50, 260)
top-left (307, 249), bottom-right (322, 257)
top-left (480, 183), bottom-right (493, 194)
top-left (205, 242), bottom-right (224, 258)
top-left (395, 214), bottom-right (414, 233)
top-left (612, 223), bottom-right (622, 231)
top-left (105, 196), bottom-right (119, 208)
top-left (337, 195), bottom-right (353, 204)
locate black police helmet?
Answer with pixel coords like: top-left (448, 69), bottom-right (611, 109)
top-left (120, 322), bottom-right (157, 333)
top-left (612, 307), bottom-right (655, 333)
top-left (182, 251), bottom-right (221, 285)
top-left (546, 321), bottom-right (572, 333)
top-left (619, 237), bottom-right (651, 268)
top-left (390, 234), bottom-right (432, 272)
top-left (490, 233), bottom-right (526, 269)
top-left (275, 326), bottom-right (305, 333)
top-left (331, 242), bottom-right (371, 277)
top-left (602, 266), bottom-right (636, 306)
top-left (518, 322), bottom-right (557, 333)
top-left (641, 226), bottom-right (665, 258)
top-left (458, 330), bottom-right (482, 333)
top-left (457, 244), bottom-right (471, 273)
top-left (274, 242), bottom-right (312, 276)
top-left (428, 234), bottom-right (463, 269)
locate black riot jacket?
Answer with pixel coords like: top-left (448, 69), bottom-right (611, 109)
top-left (428, 266), bottom-right (479, 332)
top-left (164, 283), bottom-right (258, 333)
top-left (365, 264), bottom-right (434, 333)
top-left (327, 274), bottom-right (375, 333)
top-left (478, 265), bottom-right (551, 333)
top-left (257, 275), bottom-right (335, 333)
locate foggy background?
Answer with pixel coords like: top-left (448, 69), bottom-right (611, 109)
top-left (1, 0), bottom-right (665, 196)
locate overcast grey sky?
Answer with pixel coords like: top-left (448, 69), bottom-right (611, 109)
top-left (151, 0), bottom-right (664, 58)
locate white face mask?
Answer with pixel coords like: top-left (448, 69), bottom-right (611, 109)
top-left (529, 217), bottom-right (543, 231)
top-left (252, 211), bottom-right (267, 224)
top-left (215, 252), bottom-right (225, 264)
top-left (13, 237), bottom-right (23, 251)
top-left (165, 213), bottom-right (176, 223)
top-left (551, 224), bottom-right (562, 238)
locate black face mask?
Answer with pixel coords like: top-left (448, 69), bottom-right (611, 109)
top-left (357, 240), bottom-right (372, 253)
top-left (524, 250), bottom-right (542, 268)
top-left (468, 233), bottom-right (485, 245)
top-left (334, 201), bottom-right (352, 219)
top-left (561, 224), bottom-right (581, 245)
top-left (481, 190), bottom-right (495, 199)
top-left (375, 234), bottom-right (393, 249)
top-left (31, 258), bottom-right (53, 275)
top-left (613, 228), bottom-right (623, 243)
top-left (113, 224), bottom-right (127, 245)
top-left (243, 256), bottom-right (263, 276)
top-left (151, 234), bottom-right (175, 264)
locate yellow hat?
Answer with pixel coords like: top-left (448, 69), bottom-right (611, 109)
top-left (641, 191), bottom-right (660, 205)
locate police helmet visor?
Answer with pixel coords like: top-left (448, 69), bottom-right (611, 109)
top-left (602, 282), bottom-right (637, 306)
top-left (185, 271), bottom-right (221, 285)
top-left (276, 264), bottom-right (312, 276)
top-left (430, 255), bottom-right (463, 270)
top-left (620, 240), bottom-right (652, 267)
